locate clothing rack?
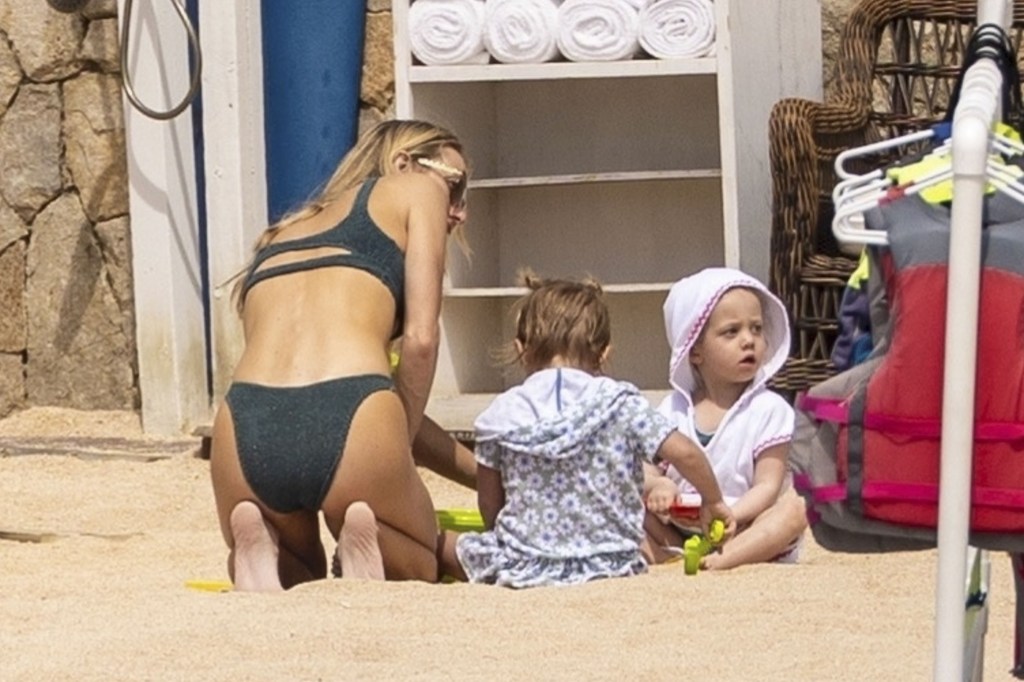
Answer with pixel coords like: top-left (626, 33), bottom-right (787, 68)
top-left (933, 1), bottom-right (1012, 679)
top-left (828, 1), bottom-right (1014, 678)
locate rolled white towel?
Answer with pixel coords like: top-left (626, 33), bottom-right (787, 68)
top-left (409, 0), bottom-right (490, 65)
top-left (638, 0), bottom-right (715, 60)
top-left (484, 0), bottom-right (562, 64)
top-left (556, 0), bottom-right (642, 63)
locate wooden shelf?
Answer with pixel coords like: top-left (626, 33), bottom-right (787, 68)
top-left (444, 283), bottom-right (674, 298)
top-left (469, 170), bottom-right (721, 189)
top-left (409, 58), bottom-right (717, 83)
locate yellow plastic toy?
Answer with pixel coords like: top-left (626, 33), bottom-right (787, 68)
top-left (682, 519), bottom-right (725, 575)
top-left (185, 578), bottom-right (233, 593)
top-left (435, 508), bottom-right (485, 532)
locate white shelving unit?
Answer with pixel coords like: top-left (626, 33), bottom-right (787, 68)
top-left (392, 0), bottom-right (822, 430)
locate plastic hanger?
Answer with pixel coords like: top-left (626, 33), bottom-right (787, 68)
top-left (829, 23), bottom-right (1024, 248)
top-left (833, 156), bottom-right (1024, 242)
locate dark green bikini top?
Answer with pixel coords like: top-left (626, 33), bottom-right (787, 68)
top-left (241, 178), bottom-right (405, 337)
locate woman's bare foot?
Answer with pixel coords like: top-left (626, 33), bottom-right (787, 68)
top-left (337, 502), bottom-right (385, 580)
top-left (229, 501), bottom-right (282, 592)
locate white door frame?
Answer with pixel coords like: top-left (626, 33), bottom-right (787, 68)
top-left (118, 0), bottom-right (264, 435)
top-left (197, 2), bottom-right (267, 407)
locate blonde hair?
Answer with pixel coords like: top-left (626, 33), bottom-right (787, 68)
top-left (503, 270), bottom-right (611, 374)
top-left (230, 119), bottom-right (467, 312)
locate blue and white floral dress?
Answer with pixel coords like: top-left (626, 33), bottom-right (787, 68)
top-left (456, 367), bottom-right (675, 588)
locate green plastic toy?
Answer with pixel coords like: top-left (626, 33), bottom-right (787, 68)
top-left (436, 508), bottom-right (485, 532)
top-left (683, 519), bottom-right (726, 575)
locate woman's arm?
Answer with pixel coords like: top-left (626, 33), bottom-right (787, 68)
top-left (477, 464), bottom-right (505, 530)
top-left (412, 416), bottom-right (477, 489)
top-left (728, 443), bottom-right (788, 526)
top-left (395, 175), bottom-right (451, 442)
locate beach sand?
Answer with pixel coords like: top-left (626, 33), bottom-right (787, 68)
top-left (0, 407), bottom-right (1020, 681)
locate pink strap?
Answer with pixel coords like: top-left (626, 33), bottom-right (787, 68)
top-left (809, 483), bottom-right (848, 504)
top-left (797, 395), bottom-right (849, 423)
top-left (799, 395), bottom-right (1024, 441)
top-left (863, 414), bottom-right (1024, 441)
top-left (798, 479), bottom-right (1024, 510)
top-left (793, 474), bottom-right (848, 504)
top-left (865, 482), bottom-right (1024, 508)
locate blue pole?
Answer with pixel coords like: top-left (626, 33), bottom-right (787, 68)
top-left (261, 1), bottom-right (367, 222)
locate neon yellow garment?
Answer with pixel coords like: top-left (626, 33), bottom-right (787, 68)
top-left (885, 122), bottom-right (1023, 204)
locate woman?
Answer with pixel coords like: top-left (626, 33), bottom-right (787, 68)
top-left (210, 120), bottom-right (470, 591)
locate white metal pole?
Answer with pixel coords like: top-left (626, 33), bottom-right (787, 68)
top-left (932, 54), bottom-right (1002, 682)
top-left (976, 0), bottom-right (1012, 27)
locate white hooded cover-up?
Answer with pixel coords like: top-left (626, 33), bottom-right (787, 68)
top-left (657, 268), bottom-right (794, 505)
top-left (456, 367), bottom-right (675, 588)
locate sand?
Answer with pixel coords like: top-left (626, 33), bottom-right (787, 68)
top-left (0, 406), bottom-right (1021, 681)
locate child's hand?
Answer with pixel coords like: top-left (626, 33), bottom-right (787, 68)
top-left (700, 500), bottom-right (736, 542)
top-left (645, 477), bottom-right (678, 516)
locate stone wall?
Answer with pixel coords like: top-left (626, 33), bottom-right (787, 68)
top-left (0, 0), bottom-right (856, 420)
top-left (360, 0), bottom-right (397, 128)
top-left (0, 0), bottom-right (134, 418)
top-left (822, 0), bottom-right (858, 101)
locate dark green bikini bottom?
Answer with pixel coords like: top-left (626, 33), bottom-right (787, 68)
top-left (226, 374), bottom-right (394, 513)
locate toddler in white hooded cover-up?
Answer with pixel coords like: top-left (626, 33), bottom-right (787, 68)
top-left (644, 267), bottom-right (807, 570)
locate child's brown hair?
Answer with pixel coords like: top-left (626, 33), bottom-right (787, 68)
top-left (504, 270), bottom-right (611, 374)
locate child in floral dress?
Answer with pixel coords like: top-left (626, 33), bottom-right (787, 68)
top-left (439, 273), bottom-right (734, 588)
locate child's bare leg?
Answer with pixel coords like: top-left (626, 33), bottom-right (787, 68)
top-left (229, 501), bottom-right (283, 592)
top-left (337, 501), bottom-right (385, 580)
top-left (436, 530), bottom-right (467, 581)
top-left (703, 490), bottom-right (807, 570)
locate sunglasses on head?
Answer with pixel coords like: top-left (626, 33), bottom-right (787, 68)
top-left (415, 156), bottom-right (468, 209)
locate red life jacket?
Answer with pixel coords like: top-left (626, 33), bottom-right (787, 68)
top-left (797, 192), bottom-right (1024, 535)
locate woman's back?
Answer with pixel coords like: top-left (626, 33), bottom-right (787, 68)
top-left (232, 177), bottom-right (410, 386)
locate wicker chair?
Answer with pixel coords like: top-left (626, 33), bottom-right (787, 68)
top-left (768, 0), bottom-right (1024, 396)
